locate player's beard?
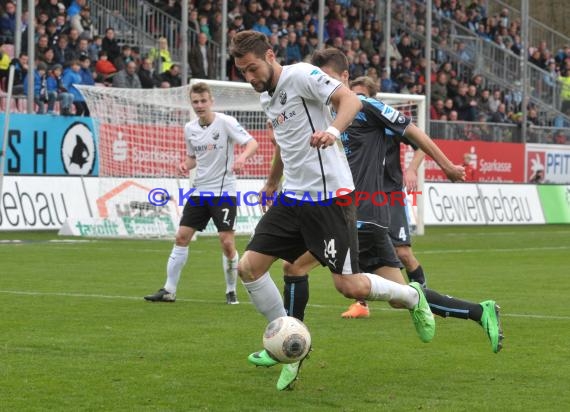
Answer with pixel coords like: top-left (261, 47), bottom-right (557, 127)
top-left (253, 61), bottom-right (275, 93)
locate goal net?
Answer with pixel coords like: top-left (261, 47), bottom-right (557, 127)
top-left (67, 81), bottom-right (424, 238)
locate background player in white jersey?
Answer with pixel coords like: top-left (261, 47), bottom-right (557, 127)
top-left (144, 82), bottom-right (258, 304)
top-left (230, 30), bottom-right (439, 391)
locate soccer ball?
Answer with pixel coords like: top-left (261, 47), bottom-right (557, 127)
top-left (263, 316), bottom-right (311, 364)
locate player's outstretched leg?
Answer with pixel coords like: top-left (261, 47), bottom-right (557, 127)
top-left (479, 300), bottom-right (504, 353)
top-left (248, 350), bottom-right (279, 367)
top-left (421, 288), bottom-right (504, 353)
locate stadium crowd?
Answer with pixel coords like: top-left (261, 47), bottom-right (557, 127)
top-left (0, 0), bottom-right (568, 139)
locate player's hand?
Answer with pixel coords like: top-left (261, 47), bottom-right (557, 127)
top-left (403, 169), bottom-right (419, 193)
top-left (310, 130), bottom-right (336, 149)
top-left (258, 183), bottom-right (279, 213)
top-left (444, 164), bottom-right (467, 182)
top-left (232, 155), bottom-right (246, 173)
top-left (178, 161), bottom-right (189, 175)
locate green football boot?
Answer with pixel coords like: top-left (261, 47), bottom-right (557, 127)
top-left (248, 349), bottom-right (279, 367)
top-left (409, 282), bottom-right (435, 343)
top-left (480, 300), bottom-right (504, 353)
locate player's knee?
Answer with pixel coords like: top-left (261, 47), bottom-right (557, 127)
top-left (396, 246), bottom-right (414, 267)
top-left (282, 260), bottom-right (303, 276)
top-left (175, 231), bottom-right (192, 246)
top-left (237, 252), bottom-right (255, 282)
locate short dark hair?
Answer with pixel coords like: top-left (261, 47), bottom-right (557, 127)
top-left (229, 30), bottom-right (272, 59)
top-left (310, 48), bottom-right (348, 74)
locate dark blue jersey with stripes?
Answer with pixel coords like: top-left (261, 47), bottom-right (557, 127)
top-left (383, 134), bottom-right (418, 193)
top-left (341, 95), bottom-right (411, 226)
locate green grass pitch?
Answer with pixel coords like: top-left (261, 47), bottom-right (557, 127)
top-left (1, 225), bottom-right (569, 411)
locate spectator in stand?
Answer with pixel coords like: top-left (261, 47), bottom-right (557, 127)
top-left (0, 43), bottom-right (11, 87)
top-left (23, 62), bottom-right (49, 114)
top-left (138, 58), bottom-right (159, 89)
top-left (559, 69), bottom-right (570, 113)
top-left (113, 61), bottom-right (142, 89)
top-left (285, 32), bottom-right (301, 65)
top-left (41, 48), bottom-right (57, 69)
top-left (78, 55), bottom-right (95, 89)
top-left (70, 6), bottom-right (94, 40)
top-left (162, 0), bottom-right (181, 20)
top-left (102, 28), bottom-right (121, 62)
top-left (159, 63), bottom-right (181, 87)
top-left (488, 89), bottom-right (503, 113)
top-left (45, 26), bottom-right (59, 48)
top-left (62, 60), bottom-right (87, 115)
top-left (113, 45), bottom-right (134, 72)
top-left (252, 15), bottom-right (272, 37)
top-left (465, 84), bottom-right (480, 121)
top-left (9, 52), bottom-right (28, 94)
top-left (209, 11), bottom-right (224, 44)
top-left (490, 103), bottom-right (510, 124)
top-left (431, 71), bottom-right (449, 104)
top-left (297, 35), bottom-right (313, 62)
top-left (45, 0), bottom-right (61, 21)
top-left (36, 34), bottom-right (51, 57)
top-left (76, 38), bottom-right (90, 60)
top-left (66, 0), bottom-right (86, 20)
top-left (54, 13), bottom-right (71, 37)
top-left (88, 35), bottom-right (102, 63)
top-left (478, 89), bottom-right (493, 120)
top-left (53, 34), bottom-right (77, 67)
top-left (397, 34), bottom-right (414, 61)
top-left (199, 15), bottom-right (212, 40)
top-left (68, 28), bottom-right (81, 52)
top-left (46, 64), bottom-right (74, 115)
top-left (0, 1), bottom-right (16, 44)
top-left (243, 1), bottom-right (261, 30)
top-left (94, 50), bottom-right (117, 84)
top-left (188, 9), bottom-right (200, 33)
top-left (327, 9), bottom-right (344, 41)
top-left (430, 99), bottom-right (446, 120)
top-left (148, 37), bottom-right (173, 73)
top-left (189, 32), bottom-right (214, 79)
top-left (229, 15), bottom-right (245, 33)
top-left (380, 67), bottom-right (397, 93)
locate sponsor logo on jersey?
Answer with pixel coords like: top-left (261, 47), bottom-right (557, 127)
top-left (279, 90), bottom-right (287, 105)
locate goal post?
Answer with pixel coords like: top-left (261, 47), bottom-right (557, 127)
top-left (67, 81), bottom-right (425, 238)
top-left (377, 92), bottom-right (426, 236)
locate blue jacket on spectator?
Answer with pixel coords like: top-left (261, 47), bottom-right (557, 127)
top-left (79, 67), bottom-right (95, 86)
top-left (62, 66), bottom-right (84, 102)
top-left (23, 70), bottom-right (44, 97)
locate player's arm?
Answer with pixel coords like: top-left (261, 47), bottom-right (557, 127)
top-left (404, 123), bottom-right (466, 182)
top-left (310, 86), bottom-right (362, 148)
top-left (178, 155), bottom-right (197, 175)
top-left (260, 144), bottom-right (283, 212)
top-left (403, 148), bottom-right (425, 193)
top-left (233, 138), bottom-right (259, 173)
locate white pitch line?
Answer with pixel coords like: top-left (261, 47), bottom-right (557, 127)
top-left (1, 290), bottom-right (569, 320)
top-left (419, 245), bottom-right (570, 254)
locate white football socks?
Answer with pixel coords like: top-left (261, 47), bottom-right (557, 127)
top-left (363, 273), bottom-right (419, 309)
top-left (242, 272), bottom-right (287, 321)
top-left (164, 245), bottom-right (189, 293)
top-left (223, 251), bottom-right (239, 293)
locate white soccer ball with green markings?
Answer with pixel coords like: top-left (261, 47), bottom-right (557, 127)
top-left (263, 316), bottom-right (311, 364)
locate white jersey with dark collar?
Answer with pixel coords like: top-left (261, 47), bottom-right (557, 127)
top-left (261, 63), bottom-right (354, 200)
top-left (185, 112), bottom-right (253, 196)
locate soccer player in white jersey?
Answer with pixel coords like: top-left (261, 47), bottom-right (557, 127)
top-left (269, 49), bottom-right (502, 354)
top-left (230, 30), bottom-right (441, 391)
top-left (144, 82), bottom-right (259, 304)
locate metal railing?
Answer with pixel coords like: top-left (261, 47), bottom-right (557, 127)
top-left (430, 120), bottom-right (569, 144)
top-left (487, 0), bottom-right (570, 52)
top-left (91, 0), bottom-right (222, 77)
